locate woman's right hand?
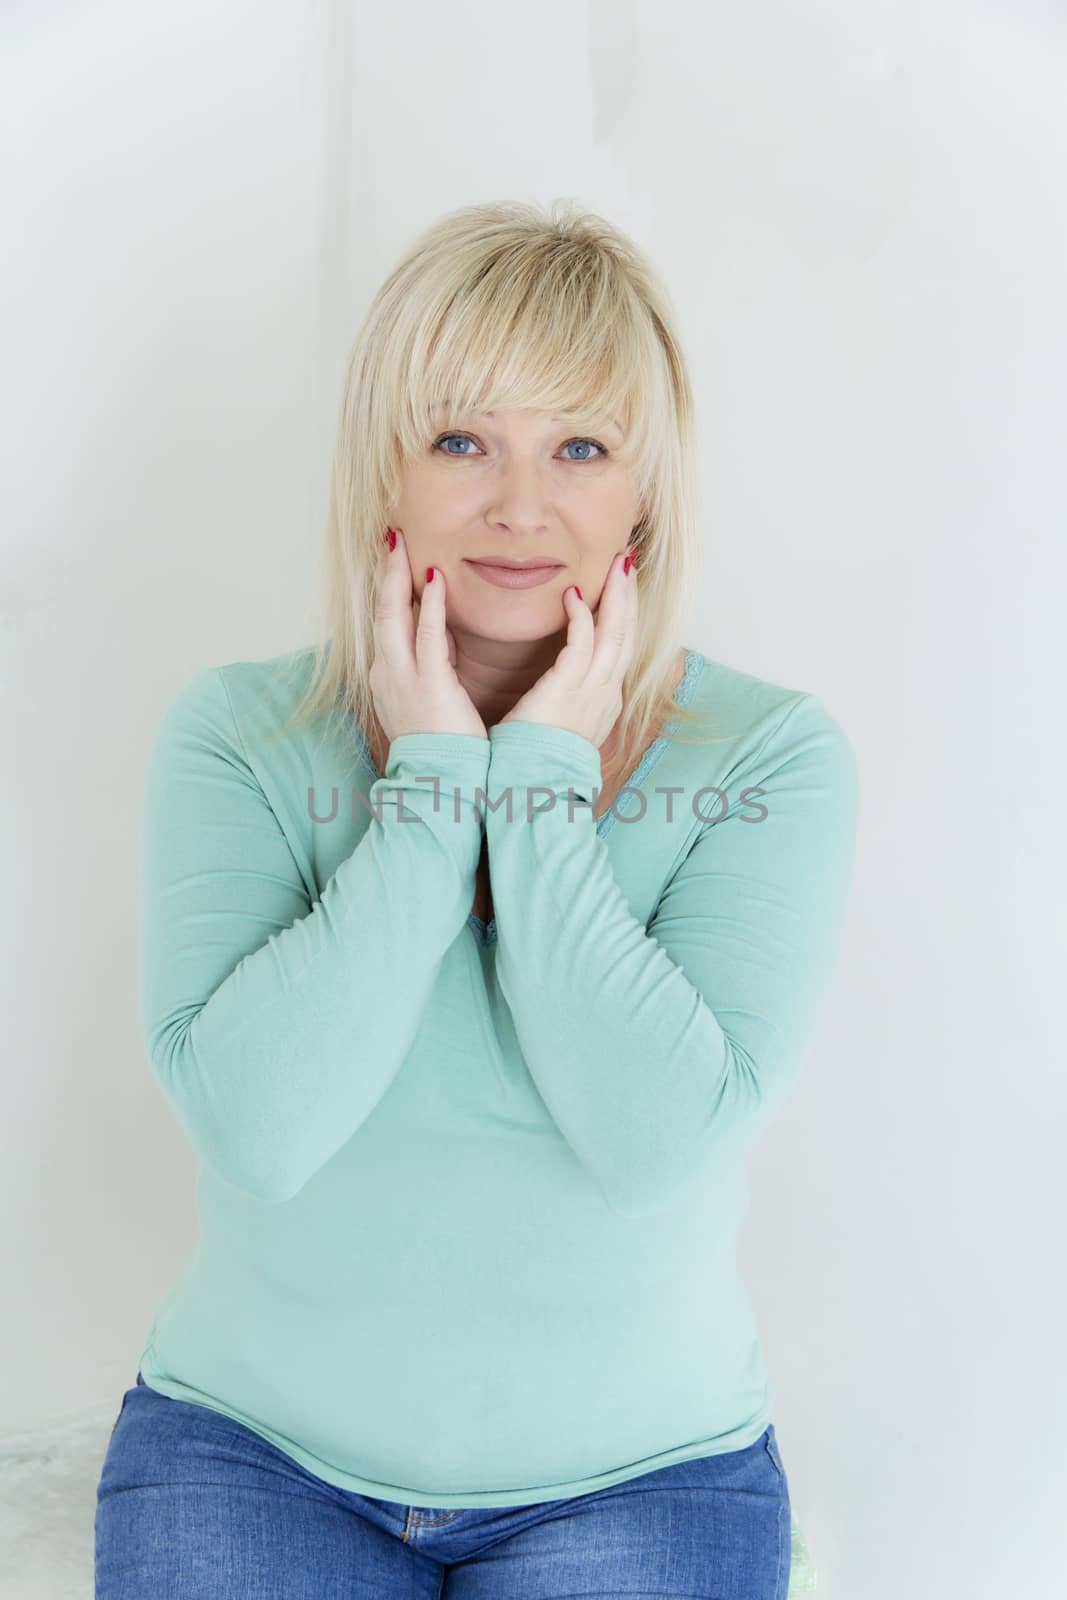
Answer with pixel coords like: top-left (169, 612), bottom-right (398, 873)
top-left (369, 529), bottom-right (489, 743)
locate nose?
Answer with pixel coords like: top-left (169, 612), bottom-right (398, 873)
top-left (484, 455), bottom-right (552, 536)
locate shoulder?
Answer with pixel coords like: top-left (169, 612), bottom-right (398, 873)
top-left (153, 645), bottom-right (322, 741)
top-left (147, 645), bottom-right (343, 796)
top-left (685, 648), bottom-right (852, 742)
top-left (679, 649), bottom-right (858, 801)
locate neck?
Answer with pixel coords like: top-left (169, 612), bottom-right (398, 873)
top-left (449, 628), bottom-right (569, 730)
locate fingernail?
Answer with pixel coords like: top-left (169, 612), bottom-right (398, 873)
top-left (426, 566), bottom-right (435, 583)
top-left (623, 550), bottom-right (635, 576)
top-left (385, 529), bottom-right (397, 551)
top-left (574, 585), bottom-right (582, 601)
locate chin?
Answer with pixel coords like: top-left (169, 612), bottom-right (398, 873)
top-left (457, 609), bottom-right (566, 646)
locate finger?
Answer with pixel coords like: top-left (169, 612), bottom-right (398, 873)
top-left (413, 560), bottom-right (451, 678)
top-left (374, 529), bottom-right (416, 667)
top-left (619, 549), bottom-right (640, 683)
top-left (588, 550), bottom-right (632, 688)
top-left (553, 583), bottom-right (596, 685)
top-left (444, 625), bottom-right (458, 671)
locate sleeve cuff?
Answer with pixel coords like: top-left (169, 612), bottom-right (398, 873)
top-left (384, 732), bottom-right (491, 783)
top-left (487, 720), bottom-right (603, 791)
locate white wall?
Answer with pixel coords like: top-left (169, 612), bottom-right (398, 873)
top-left (4, 2), bottom-right (1064, 1595)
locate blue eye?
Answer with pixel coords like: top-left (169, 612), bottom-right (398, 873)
top-left (561, 438), bottom-right (607, 461)
top-left (432, 432), bottom-right (608, 461)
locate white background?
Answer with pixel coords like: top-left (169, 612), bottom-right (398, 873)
top-left (3, 3), bottom-right (1064, 1595)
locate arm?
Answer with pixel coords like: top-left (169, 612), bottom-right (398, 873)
top-left (482, 693), bottom-right (860, 1218)
top-left (140, 666), bottom-right (490, 1203)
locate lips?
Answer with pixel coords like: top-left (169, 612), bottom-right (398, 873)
top-left (466, 559), bottom-right (563, 570)
top-left (464, 559), bottom-right (564, 590)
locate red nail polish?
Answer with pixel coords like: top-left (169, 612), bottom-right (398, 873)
top-left (426, 566), bottom-right (435, 582)
top-left (574, 585), bottom-right (582, 601)
top-left (623, 551), bottom-right (635, 576)
top-left (385, 529), bottom-right (396, 550)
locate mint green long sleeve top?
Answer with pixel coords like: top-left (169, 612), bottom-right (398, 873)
top-left (136, 644), bottom-right (859, 1508)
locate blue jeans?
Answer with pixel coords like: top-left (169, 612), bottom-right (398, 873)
top-left (95, 1372), bottom-right (791, 1598)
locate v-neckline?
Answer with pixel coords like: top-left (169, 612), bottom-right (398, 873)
top-left (352, 648), bottom-right (706, 948)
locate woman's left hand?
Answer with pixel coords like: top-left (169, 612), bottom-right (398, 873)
top-left (497, 547), bottom-right (639, 748)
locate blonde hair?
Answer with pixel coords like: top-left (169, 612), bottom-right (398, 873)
top-left (279, 198), bottom-right (722, 782)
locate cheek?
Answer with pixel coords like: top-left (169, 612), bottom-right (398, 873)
top-left (578, 478), bottom-right (639, 527)
top-left (413, 472), bottom-right (480, 522)
top-left (574, 512), bottom-right (633, 566)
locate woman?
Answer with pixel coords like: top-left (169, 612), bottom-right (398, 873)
top-left (96, 200), bottom-right (857, 1598)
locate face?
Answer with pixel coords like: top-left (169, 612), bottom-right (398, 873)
top-left (385, 407), bottom-right (642, 644)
